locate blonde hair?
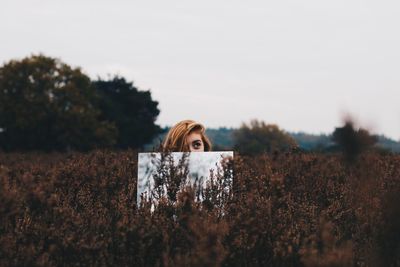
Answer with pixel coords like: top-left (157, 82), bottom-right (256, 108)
top-left (162, 120), bottom-right (212, 152)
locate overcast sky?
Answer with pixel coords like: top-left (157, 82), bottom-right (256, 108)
top-left (1, 0), bottom-right (399, 139)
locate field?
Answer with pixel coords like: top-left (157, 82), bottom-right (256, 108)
top-left (1, 150), bottom-right (399, 266)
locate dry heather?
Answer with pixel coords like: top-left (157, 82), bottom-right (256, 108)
top-left (0, 150), bottom-right (399, 267)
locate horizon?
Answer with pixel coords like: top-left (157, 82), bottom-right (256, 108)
top-left (159, 124), bottom-right (399, 141)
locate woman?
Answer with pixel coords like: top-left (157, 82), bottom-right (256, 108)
top-left (162, 120), bottom-right (212, 152)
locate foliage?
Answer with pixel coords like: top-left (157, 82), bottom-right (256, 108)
top-left (93, 76), bottom-right (163, 149)
top-left (0, 55), bottom-right (163, 151)
top-left (332, 121), bottom-right (378, 160)
top-left (290, 132), bottom-right (334, 152)
top-left (376, 135), bottom-right (400, 153)
top-left (0, 54), bottom-right (117, 151)
top-left (1, 150), bottom-right (399, 266)
top-left (146, 127), bottom-right (400, 153)
top-left (205, 127), bottom-right (235, 150)
top-left (233, 119), bottom-right (297, 155)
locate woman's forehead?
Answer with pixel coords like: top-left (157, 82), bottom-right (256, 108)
top-left (187, 131), bottom-right (202, 139)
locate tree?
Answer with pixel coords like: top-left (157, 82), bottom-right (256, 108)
top-left (332, 120), bottom-right (378, 160)
top-left (92, 76), bottom-right (163, 149)
top-left (0, 54), bottom-right (117, 151)
top-left (233, 119), bottom-right (297, 155)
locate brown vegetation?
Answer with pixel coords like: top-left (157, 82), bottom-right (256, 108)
top-left (1, 150), bottom-right (399, 266)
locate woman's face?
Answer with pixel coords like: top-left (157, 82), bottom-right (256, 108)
top-left (186, 131), bottom-right (204, 152)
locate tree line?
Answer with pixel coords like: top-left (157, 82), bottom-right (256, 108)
top-left (0, 54), bottom-right (385, 155)
top-left (0, 54), bottom-right (163, 151)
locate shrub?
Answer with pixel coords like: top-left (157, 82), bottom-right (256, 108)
top-left (0, 150), bottom-right (399, 266)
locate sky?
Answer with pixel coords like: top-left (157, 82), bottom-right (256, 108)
top-left (1, 0), bottom-right (400, 140)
